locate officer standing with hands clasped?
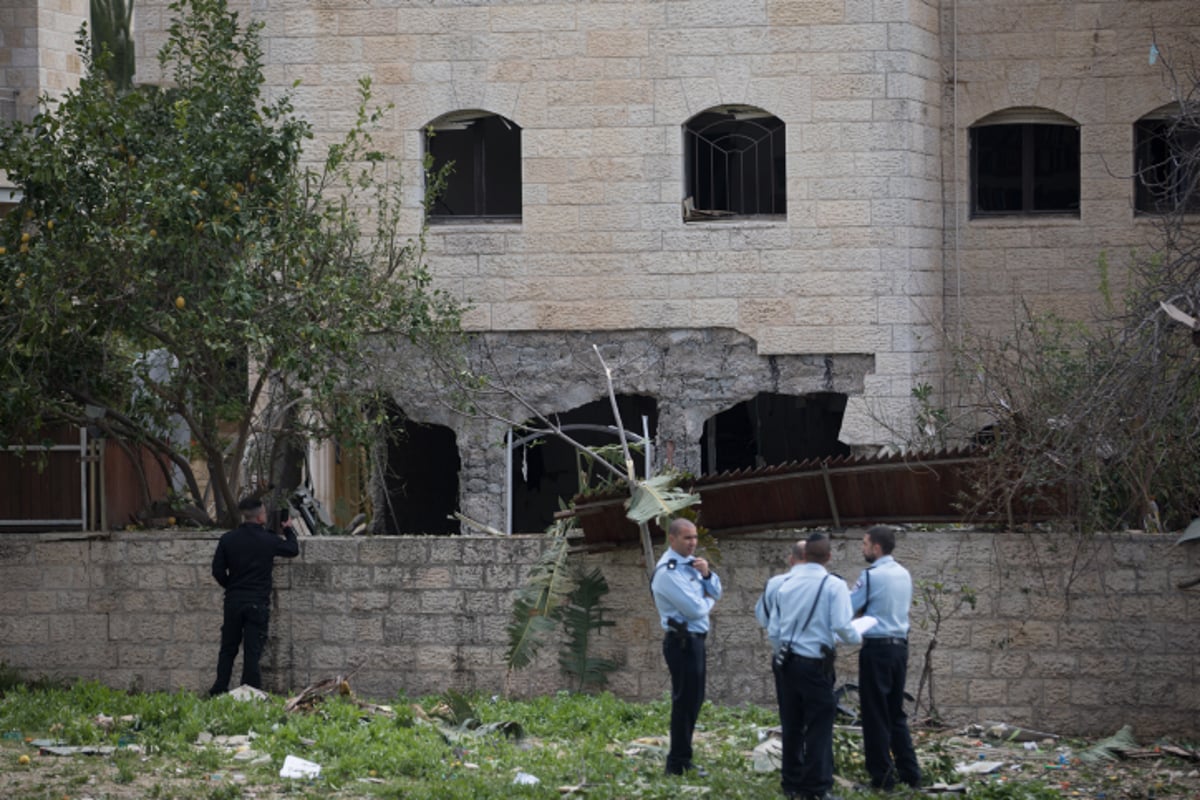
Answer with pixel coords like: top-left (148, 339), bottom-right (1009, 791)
top-left (850, 525), bottom-right (921, 791)
top-left (765, 533), bottom-right (861, 800)
top-left (651, 517), bottom-right (722, 777)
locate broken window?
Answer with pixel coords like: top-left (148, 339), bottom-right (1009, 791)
top-left (1134, 106), bottom-right (1200, 215)
top-left (510, 395), bottom-right (657, 534)
top-left (683, 105), bottom-right (786, 221)
top-left (425, 111), bottom-right (521, 223)
top-left (700, 392), bottom-right (850, 475)
top-left (970, 109), bottom-right (1080, 217)
top-left (380, 403), bottom-right (461, 534)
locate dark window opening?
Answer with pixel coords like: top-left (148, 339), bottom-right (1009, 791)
top-left (684, 106), bottom-right (786, 220)
top-left (511, 395), bottom-right (658, 533)
top-left (699, 392), bottom-right (850, 475)
top-left (381, 402), bottom-right (460, 534)
top-left (1135, 116), bottom-right (1200, 214)
top-left (426, 112), bottom-right (521, 223)
top-left (971, 123), bottom-right (1079, 217)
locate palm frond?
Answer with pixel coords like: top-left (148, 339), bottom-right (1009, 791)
top-left (504, 518), bottom-right (576, 671)
top-left (626, 472), bottom-right (699, 528)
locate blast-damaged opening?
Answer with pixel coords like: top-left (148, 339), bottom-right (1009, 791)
top-left (700, 392), bottom-right (850, 474)
top-left (510, 395), bottom-right (658, 533)
top-left (381, 402), bottom-right (460, 534)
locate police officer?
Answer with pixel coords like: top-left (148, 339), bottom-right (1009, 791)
top-left (756, 539), bottom-right (806, 710)
top-left (651, 517), bottom-right (722, 776)
top-left (850, 525), bottom-right (921, 791)
top-left (765, 534), bottom-right (860, 800)
top-left (209, 497), bottom-right (300, 696)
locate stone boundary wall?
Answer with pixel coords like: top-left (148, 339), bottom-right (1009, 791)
top-left (0, 529), bottom-right (1196, 738)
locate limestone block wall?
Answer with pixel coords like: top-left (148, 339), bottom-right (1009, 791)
top-left (126, 0), bottom-right (953, 449)
top-left (939, 1), bottom-right (1200, 338)
top-left (1, 528), bottom-right (1196, 738)
top-left (0, 0), bottom-right (87, 119)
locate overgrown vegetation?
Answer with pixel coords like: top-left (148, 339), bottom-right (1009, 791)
top-left (0, 0), bottom-right (461, 527)
top-left (0, 678), bottom-right (1120, 800)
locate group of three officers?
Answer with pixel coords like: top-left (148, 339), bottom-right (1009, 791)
top-left (651, 519), bottom-right (920, 800)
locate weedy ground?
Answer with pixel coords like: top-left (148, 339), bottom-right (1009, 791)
top-left (0, 677), bottom-right (1192, 800)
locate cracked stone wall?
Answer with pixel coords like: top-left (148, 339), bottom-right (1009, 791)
top-left (380, 328), bottom-right (874, 533)
top-left (0, 528), bottom-right (1195, 738)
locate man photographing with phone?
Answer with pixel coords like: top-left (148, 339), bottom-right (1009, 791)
top-left (208, 496), bottom-right (299, 696)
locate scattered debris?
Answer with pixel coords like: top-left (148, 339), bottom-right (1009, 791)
top-left (955, 760), bottom-right (1005, 775)
top-left (751, 728), bottom-right (783, 772)
top-left (228, 685), bottom-right (269, 702)
top-left (279, 754), bottom-right (322, 779)
top-left (513, 769), bottom-right (540, 785)
top-left (978, 721), bottom-right (1060, 743)
top-left (1080, 725), bottom-right (1139, 764)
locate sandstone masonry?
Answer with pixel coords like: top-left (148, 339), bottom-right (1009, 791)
top-left (1, 528), bottom-right (1196, 739)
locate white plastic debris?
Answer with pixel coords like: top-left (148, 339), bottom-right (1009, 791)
top-left (280, 754), bottom-right (322, 779)
top-left (513, 770), bottom-right (540, 785)
top-left (955, 760), bottom-right (1004, 775)
top-left (228, 685), bottom-right (269, 702)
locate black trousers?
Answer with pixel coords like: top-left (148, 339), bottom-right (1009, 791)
top-left (776, 655), bottom-right (836, 798)
top-left (859, 640), bottom-right (921, 789)
top-left (210, 596), bottom-right (270, 695)
top-left (662, 631), bottom-right (706, 773)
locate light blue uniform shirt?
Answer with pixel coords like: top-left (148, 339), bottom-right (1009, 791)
top-left (651, 547), bottom-right (723, 634)
top-left (767, 562), bottom-right (860, 657)
top-left (755, 565), bottom-right (803, 649)
top-left (850, 554), bottom-right (913, 639)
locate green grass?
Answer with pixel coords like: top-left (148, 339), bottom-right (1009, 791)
top-left (0, 679), bottom-right (1079, 799)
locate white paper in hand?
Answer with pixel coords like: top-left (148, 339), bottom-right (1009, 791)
top-left (851, 616), bottom-right (879, 635)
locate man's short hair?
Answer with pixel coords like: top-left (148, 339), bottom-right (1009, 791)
top-left (805, 533), bottom-right (831, 562)
top-left (790, 540), bottom-right (806, 561)
top-left (238, 497), bottom-right (265, 520)
top-left (866, 525), bottom-right (897, 554)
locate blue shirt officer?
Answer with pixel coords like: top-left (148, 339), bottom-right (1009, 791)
top-left (651, 517), bottom-right (722, 776)
top-left (763, 534), bottom-right (860, 800)
top-left (849, 525), bottom-right (921, 791)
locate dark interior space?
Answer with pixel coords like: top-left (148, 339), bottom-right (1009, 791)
top-left (699, 392), bottom-right (851, 475)
top-left (381, 402), bottom-right (461, 534)
top-left (511, 394), bottom-right (658, 533)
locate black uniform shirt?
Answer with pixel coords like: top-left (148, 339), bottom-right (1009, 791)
top-left (212, 523), bottom-right (299, 600)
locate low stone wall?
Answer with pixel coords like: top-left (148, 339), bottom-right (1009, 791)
top-left (0, 529), bottom-right (1196, 738)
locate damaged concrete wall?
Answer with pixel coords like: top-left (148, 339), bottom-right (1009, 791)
top-left (1, 528), bottom-right (1195, 738)
top-left (380, 328), bottom-right (874, 533)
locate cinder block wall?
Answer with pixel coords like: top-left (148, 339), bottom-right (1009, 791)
top-left (0, 529), bottom-right (1196, 738)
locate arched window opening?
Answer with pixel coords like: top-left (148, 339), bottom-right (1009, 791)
top-left (700, 392), bottom-right (850, 475)
top-left (683, 105), bottom-right (786, 221)
top-left (970, 108), bottom-right (1080, 217)
top-left (1135, 104), bottom-right (1200, 215)
top-left (380, 402), bottom-right (461, 534)
top-left (425, 110), bottom-right (521, 223)
top-left (509, 395), bottom-right (658, 533)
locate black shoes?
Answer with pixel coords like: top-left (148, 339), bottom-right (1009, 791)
top-left (665, 763), bottom-right (709, 778)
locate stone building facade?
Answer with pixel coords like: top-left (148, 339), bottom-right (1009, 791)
top-left (3, 1), bottom-right (1198, 532)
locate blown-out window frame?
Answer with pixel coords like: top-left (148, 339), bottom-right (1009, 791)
top-left (683, 105), bottom-right (786, 222)
top-left (1134, 105), bottom-right (1200, 215)
top-left (425, 111), bottom-right (522, 224)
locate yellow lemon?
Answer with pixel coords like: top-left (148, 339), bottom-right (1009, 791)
top-left (46, 220), bottom-right (54, 231)
top-left (0, 246), bottom-right (6, 255)
top-left (18, 754), bottom-right (29, 765)
top-left (175, 296), bottom-right (186, 310)
top-left (20, 232), bottom-right (30, 243)
top-left (149, 229), bottom-right (157, 238)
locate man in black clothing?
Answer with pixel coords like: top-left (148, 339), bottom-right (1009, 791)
top-left (209, 496), bottom-right (299, 696)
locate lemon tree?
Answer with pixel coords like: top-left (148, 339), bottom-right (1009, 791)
top-left (0, 0), bottom-right (461, 526)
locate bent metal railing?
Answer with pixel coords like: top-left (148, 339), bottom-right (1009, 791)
top-left (569, 447), bottom-right (1060, 546)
